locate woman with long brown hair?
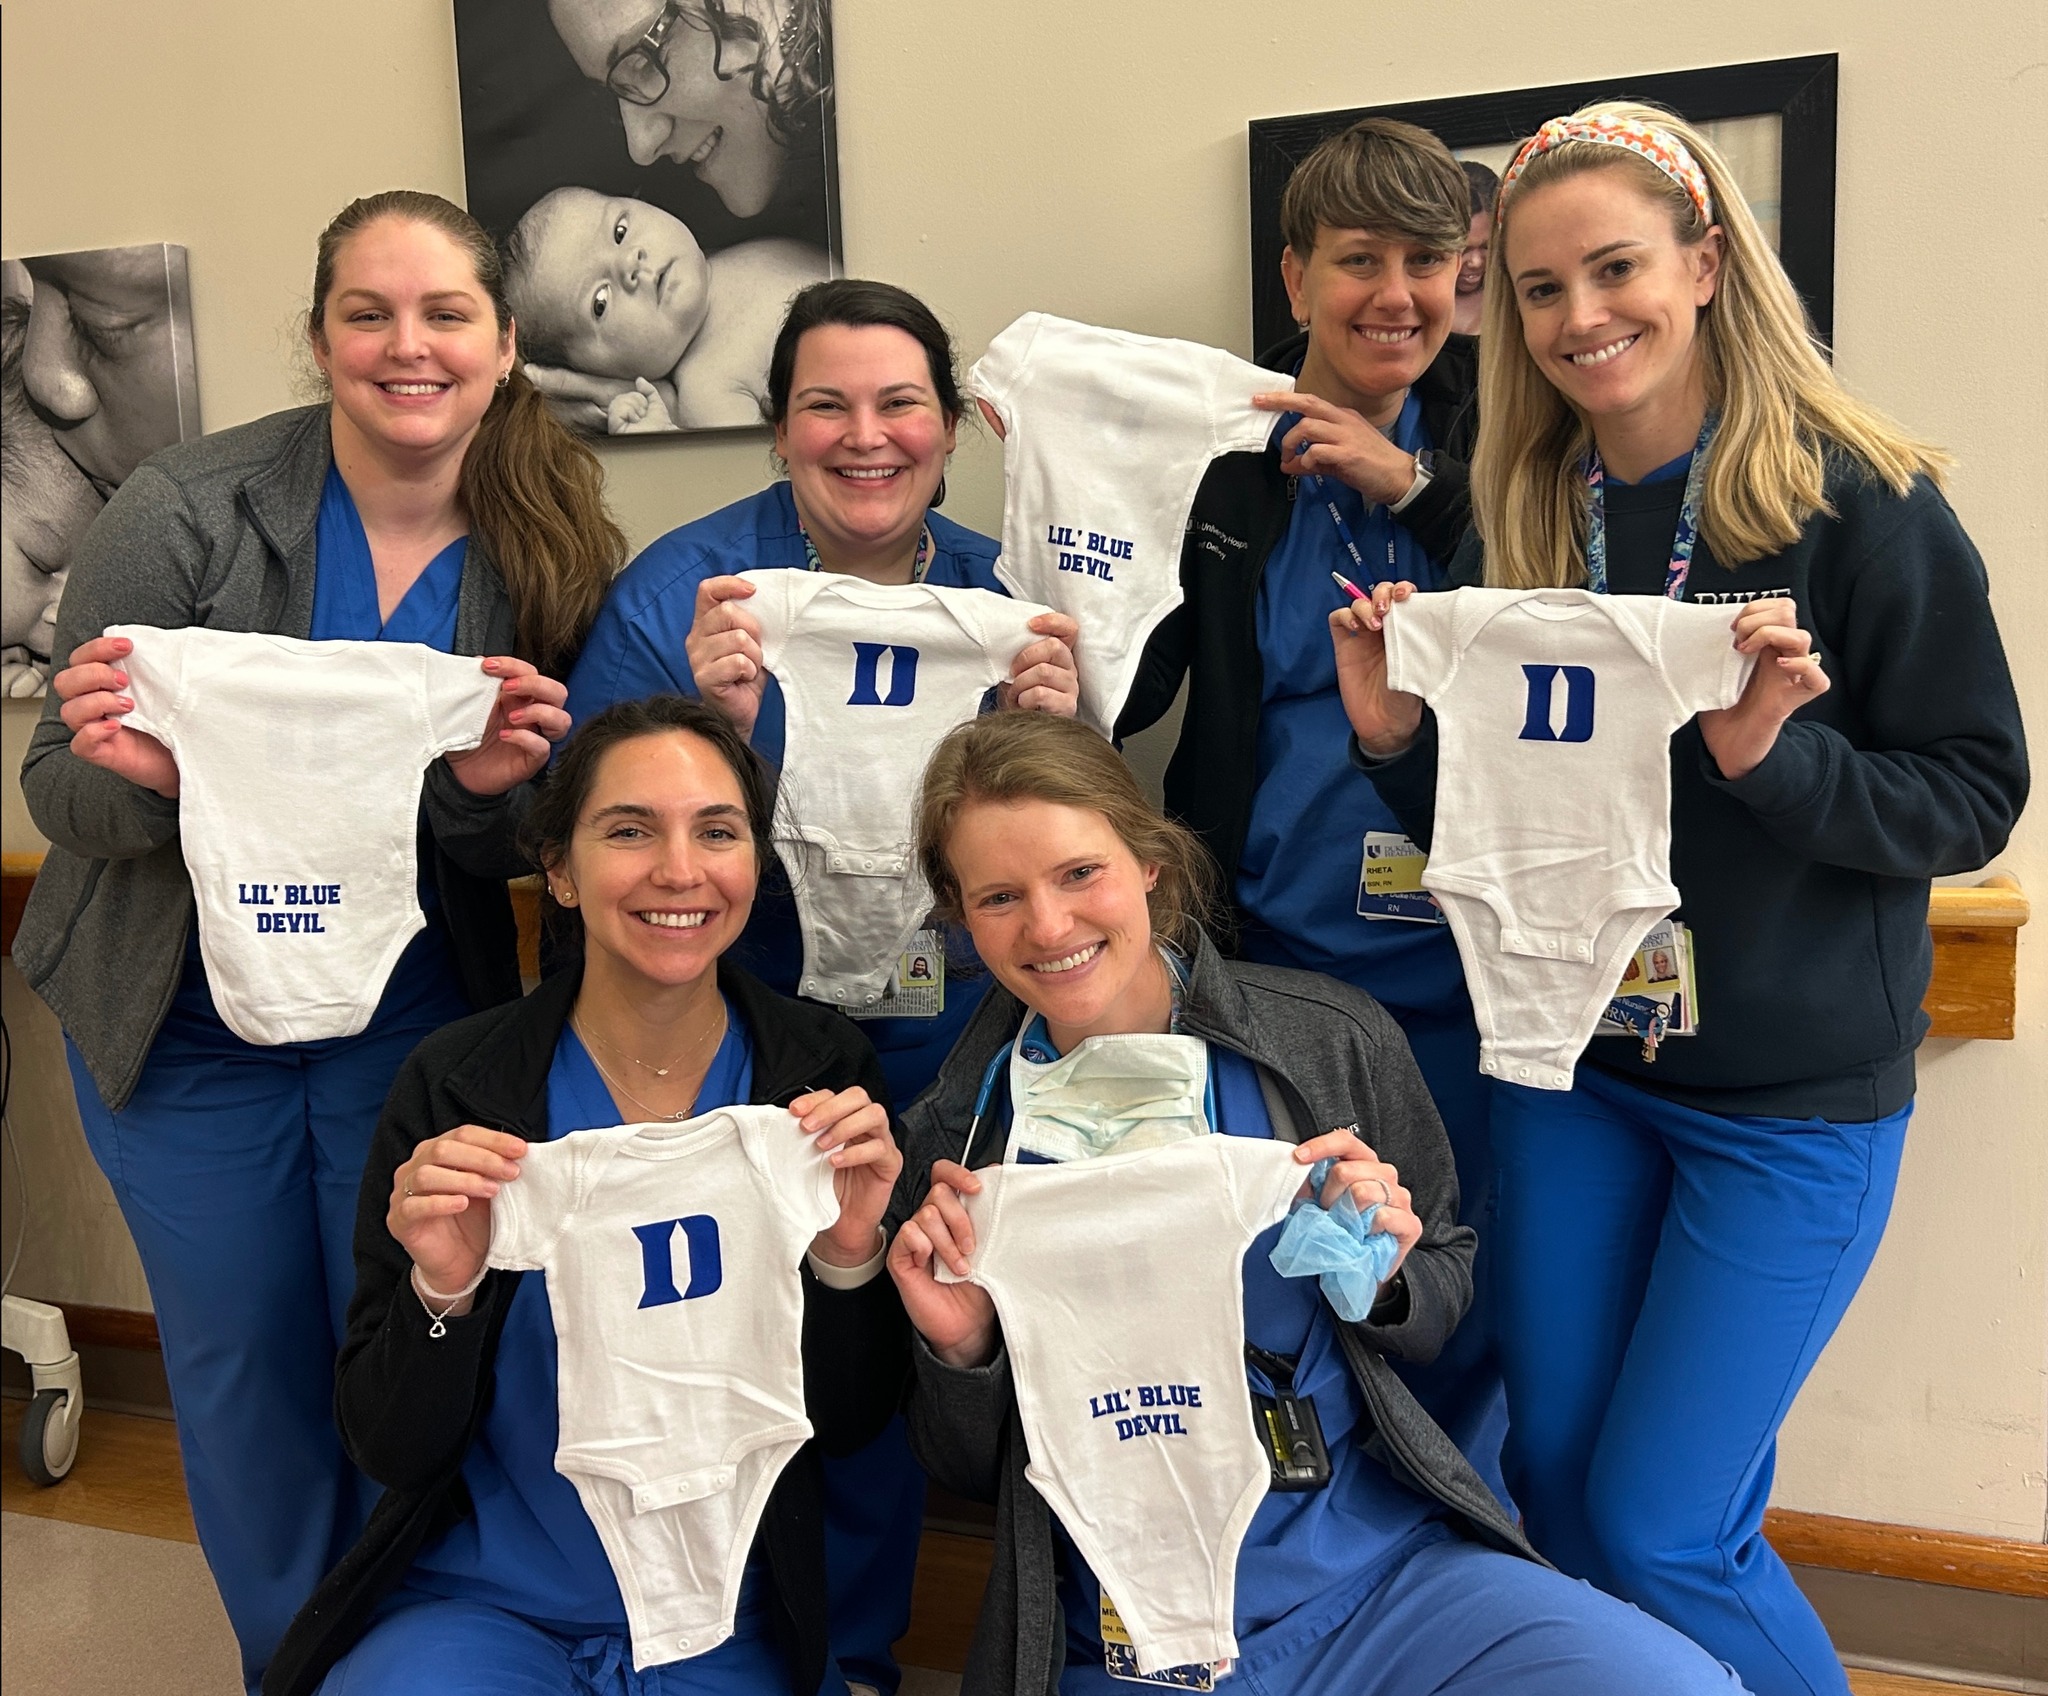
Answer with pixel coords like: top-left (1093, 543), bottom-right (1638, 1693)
top-left (15, 189), bottom-right (624, 1690)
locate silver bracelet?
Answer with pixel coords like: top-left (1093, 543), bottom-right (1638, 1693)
top-left (411, 1264), bottom-right (488, 1339)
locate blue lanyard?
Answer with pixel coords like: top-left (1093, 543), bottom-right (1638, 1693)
top-left (1584, 413), bottom-right (1717, 599)
top-left (1304, 473), bottom-right (1395, 585)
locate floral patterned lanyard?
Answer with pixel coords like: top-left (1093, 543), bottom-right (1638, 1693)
top-left (1583, 413), bottom-right (1717, 599)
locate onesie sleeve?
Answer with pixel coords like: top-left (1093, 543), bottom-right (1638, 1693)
top-left (102, 624), bottom-right (187, 749)
top-left (486, 1133), bottom-right (589, 1270)
top-left (963, 312), bottom-right (1043, 424)
top-left (1659, 601), bottom-right (1755, 718)
top-left (738, 568), bottom-right (811, 675)
top-left (1218, 1138), bottom-right (1310, 1239)
top-left (1208, 348), bottom-right (1292, 457)
top-left (955, 588), bottom-right (1053, 687)
top-left (1380, 592), bottom-right (1460, 703)
top-left (740, 1105), bottom-right (842, 1248)
top-left (418, 650), bottom-right (502, 757)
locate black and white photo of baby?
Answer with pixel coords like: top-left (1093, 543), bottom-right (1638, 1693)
top-left (455, 0), bottom-right (840, 436)
top-left (0, 246), bottom-right (201, 696)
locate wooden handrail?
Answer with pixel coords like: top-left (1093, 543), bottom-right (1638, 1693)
top-left (1926, 873), bottom-right (2029, 929)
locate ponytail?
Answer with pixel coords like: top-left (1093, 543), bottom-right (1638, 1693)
top-left (461, 366), bottom-right (623, 675)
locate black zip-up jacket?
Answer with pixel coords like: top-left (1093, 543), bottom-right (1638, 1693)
top-left (1361, 459), bottom-right (2028, 1120)
top-left (1113, 332), bottom-right (1479, 902)
top-left (887, 934), bottom-right (1539, 1696)
top-left (263, 960), bottom-right (910, 1696)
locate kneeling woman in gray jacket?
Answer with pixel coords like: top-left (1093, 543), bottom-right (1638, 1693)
top-left (886, 712), bottom-right (1745, 1696)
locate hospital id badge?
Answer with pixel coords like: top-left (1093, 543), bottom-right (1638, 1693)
top-left (845, 928), bottom-right (945, 1020)
top-left (1101, 1593), bottom-right (1221, 1689)
top-left (1356, 831), bottom-right (1446, 924)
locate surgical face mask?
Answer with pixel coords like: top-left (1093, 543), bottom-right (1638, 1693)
top-left (1005, 1030), bottom-right (1213, 1165)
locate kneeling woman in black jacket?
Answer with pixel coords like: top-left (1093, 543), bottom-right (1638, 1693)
top-left (886, 713), bottom-right (1737, 1696)
top-left (269, 696), bottom-right (908, 1696)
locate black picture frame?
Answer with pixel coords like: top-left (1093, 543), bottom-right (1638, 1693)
top-left (1247, 56), bottom-right (1837, 355)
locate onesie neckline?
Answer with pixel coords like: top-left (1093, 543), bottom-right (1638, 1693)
top-left (1518, 591), bottom-right (1604, 623)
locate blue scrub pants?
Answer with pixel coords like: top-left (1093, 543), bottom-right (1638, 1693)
top-left (1492, 1067), bottom-right (1910, 1696)
top-left (1058, 1531), bottom-right (1742, 1695)
top-left (67, 979), bottom-right (461, 1692)
top-left (821, 1417), bottom-right (924, 1693)
top-left (1381, 1006), bottom-right (1510, 1505)
top-left (317, 1595), bottom-right (850, 1695)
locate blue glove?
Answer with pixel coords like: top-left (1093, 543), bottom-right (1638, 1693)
top-left (1268, 1157), bottom-right (1402, 1322)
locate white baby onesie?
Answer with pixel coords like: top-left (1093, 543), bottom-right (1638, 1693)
top-left (1382, 588), bottom-right (1754, 1089)
top-left (969, 313), bottom-right (1293, 735)
top-left (741, 569), bottom-right (1051, 1009)
top-left (487, 1106), bottom-right (840, 1670)
top-left (106, 624), bottom-right (498, 1045)
top-left (938, 1137), bottom-right (1306, 1673)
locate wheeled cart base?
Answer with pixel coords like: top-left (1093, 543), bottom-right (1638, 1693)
top-left (3, 1293), bottom-right (83, 1484)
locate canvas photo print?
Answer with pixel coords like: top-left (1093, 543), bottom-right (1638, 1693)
top-left (1, 243), bottom-right (201, 697)
top-left (455, 0), bottom-right (843, 437)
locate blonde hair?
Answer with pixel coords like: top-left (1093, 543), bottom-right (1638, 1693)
top-left (1473, 101), bottom-right (1948, 588)
top-left (915, 714), bottom-right (1217, 956)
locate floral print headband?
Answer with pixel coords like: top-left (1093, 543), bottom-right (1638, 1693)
top-left (1499, 115), bottom-right (1715, 226)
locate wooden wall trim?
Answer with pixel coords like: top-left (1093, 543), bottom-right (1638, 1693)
top-left (23, 1302), bottom-right (2048, 1600)
top-left (1764, 1508), bottom-right (2047, 1598)
top-left (51, 1302), bottom-right (162, 1354)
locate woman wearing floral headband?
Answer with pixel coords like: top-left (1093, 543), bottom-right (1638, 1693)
top-left (1335, 102), bottom-right (2026, 1694)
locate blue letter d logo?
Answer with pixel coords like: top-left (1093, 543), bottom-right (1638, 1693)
top-left (1518, 664), bottom-right (1596, 743)
top-left (849, 642), bottom-right (920, 707)
top-left (633, 1215), bottom-right (723, 1308)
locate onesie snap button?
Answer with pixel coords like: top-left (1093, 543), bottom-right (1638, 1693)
top-left (1553, 1074), bottom-right (1568, 1087)
top-left (1517, 1066), bottom-right (1531, 1079)
top-left (1544, 939), bottom-right (1558, 953)
top-left (677, 1637), bottom-right (691, 1652)
top-left (861, 856), bottom-right (874, 871)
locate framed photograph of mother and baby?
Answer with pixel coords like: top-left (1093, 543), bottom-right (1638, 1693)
top-left (453, 0), bottom-right (843, 437)
top-left (1246, 54), bottom-right (1838, 354)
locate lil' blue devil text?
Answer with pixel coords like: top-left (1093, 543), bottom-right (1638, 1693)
top-left (236, 882), bottom-right (342, 933)
top-left (1089, 1382), bottom-right (1203, 1440)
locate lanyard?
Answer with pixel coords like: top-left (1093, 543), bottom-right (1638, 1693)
top-left (1304, 473), bottom-right (1395, 585)
top-left (1583, 413), bottom-right (1716, 599)
top-left (798, 516), bottom-right (933, 583)
top-left (1275, 389), bottom-right (1422, 589)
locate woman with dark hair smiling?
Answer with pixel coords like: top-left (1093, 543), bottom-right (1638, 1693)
top-left (565, 278), bottom-right (1079, 1695)
top-left (268, 695), bottom-right (906, 1696)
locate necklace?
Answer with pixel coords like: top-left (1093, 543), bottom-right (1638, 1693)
top-left (576, 1007), bottom-right (725, 1078)
top-left (582, 1042), bottom-right (694, 1122)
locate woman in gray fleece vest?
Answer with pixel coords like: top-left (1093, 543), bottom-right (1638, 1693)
top-left (885, 713), bottom-right (1745, 1696)
top-left (15, 191), bottom-right (622, 1691)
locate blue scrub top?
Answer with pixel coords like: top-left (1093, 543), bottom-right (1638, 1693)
top-left (163, 466), bottom-right (472, 1048)
top-left (566, 482), bottom-right (1004, 1106)
top-left (1049, 1046), bottom-right (1442, 1674)
top-left (406, 1005), bottom-right (760, 1630)
top-left (1234, 396), bottom-right (1468, 1019)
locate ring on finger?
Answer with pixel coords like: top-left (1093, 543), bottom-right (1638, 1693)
top-left (1369, 1177), bottom-right (1392, 1208)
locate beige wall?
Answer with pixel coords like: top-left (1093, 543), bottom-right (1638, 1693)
top-left (3, 0), bottom-right (2042, 1540)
